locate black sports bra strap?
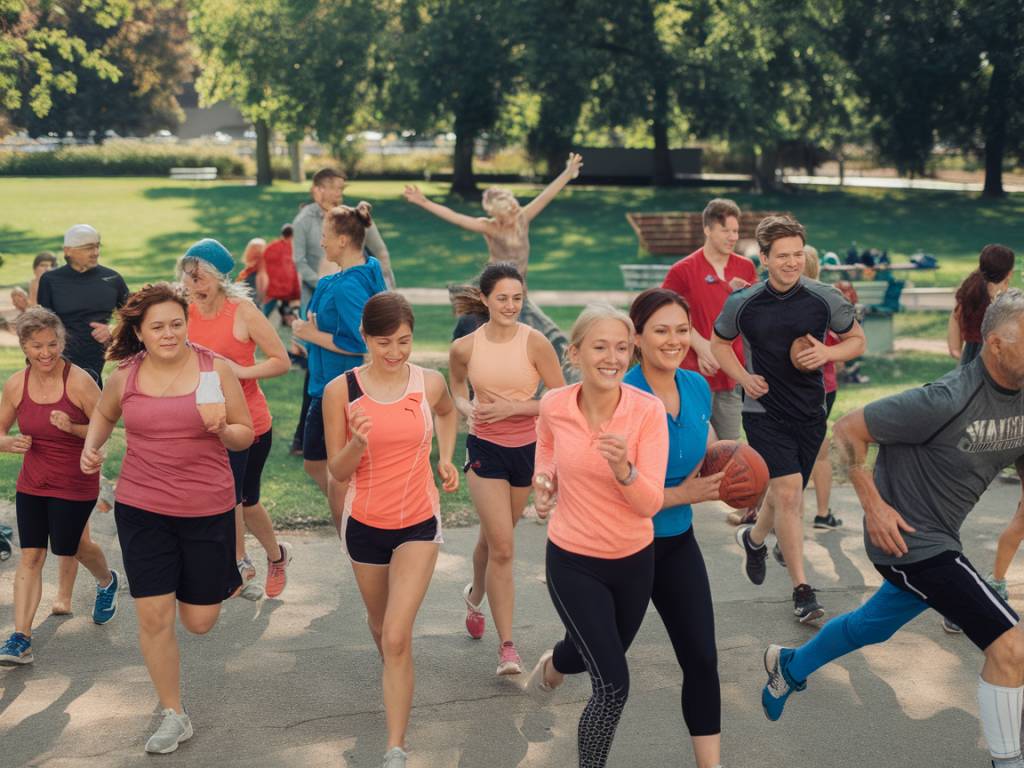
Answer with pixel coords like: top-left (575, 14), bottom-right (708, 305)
top-left (346, 369), bottom-right (364, 402)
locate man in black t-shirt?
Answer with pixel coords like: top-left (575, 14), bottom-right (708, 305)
top-left (711, 215), bottom-right (865, 623)
top-left (38, 224), bottom-right (129, 385)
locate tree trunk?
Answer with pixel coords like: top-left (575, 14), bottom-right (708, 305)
top-left (288, 139), bottom-right (303, 183)
top-left (450, 121), bottom-right (478, 198)
top-left (651, 76), bottom-right (674, 186)
top-left (753, 144), bottom-right (780, 193)
top-left (982, 59), bottom-right (1009, 198)
top-left (255, 119), bottom-right (273, 187)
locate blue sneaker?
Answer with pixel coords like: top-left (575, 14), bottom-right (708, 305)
top-left (762, 644), bottom-right (805, 721)
top-left (0, 632), bottom-right (33, 665)
top-left (93, 570), bottom-right (119, 625)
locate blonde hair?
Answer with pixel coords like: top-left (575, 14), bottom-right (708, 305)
top-left (803, 245), bottom-right (820, 280)
top-left (175, 256), bottom-right (252, 300)
top-left (242, 238), bottom-right (266, 267)
top-left (16, 306), bottom-right (66, 349)
top-left (482, 187), bottom-right (519, 218)
top-left (569, 303), bottom-right (635, 355)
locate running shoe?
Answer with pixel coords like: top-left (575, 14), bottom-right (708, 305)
top-left (463, 583), bottom-right (485, 640)
top-left (525, 649), bottom-right (556, 697)
top-left (497, 641), bottom-right (523, 676)
top-left (265, 542), bottom-right (293, 599)
top-left (942, 617), bottom-right (963, 634)
top-left (992, 756), bottom-right (1024, 768)
top-left (772, 541), bottom-right (786, 568)
top-left (145, 709), bottom-right (193, 754)
top-left (0, 632), bottom-right (33, 666)
top-left (92, 569), bottom-right (119, 625)
top-left (793, 584), bottom-right (825, 623)
top-left (813, 510), bottom-right (843, 529)
top-left (735, 525), bottom-right (767, 586)
top-left (762, 644), bottom-right (806, 721)
top-left (237, 556), bottom-right (264, 601)
top-left (382, 746), bottom-right (408, 768)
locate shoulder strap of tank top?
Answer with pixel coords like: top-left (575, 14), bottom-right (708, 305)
top-left (189, 342), bottom-right (217, 372)
top-left (20, 365), bottom-right (30, 400)
top-left (407, 363), bottom-right (425, 394)
top-left (346, 369), bottom-right (363, 402)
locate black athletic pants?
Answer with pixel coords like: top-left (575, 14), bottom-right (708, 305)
top-left (292, 368), bottom-right (311, 449)
top-left (652, 528), bottom-right (720, 736)
top-left (546, 539), bottom-right (654, 768)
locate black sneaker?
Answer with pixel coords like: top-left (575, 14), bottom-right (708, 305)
top-left (735, 525), bottom-right (767, 585)
top-left (813, 511), bottom-right (843, 530)
top-left (793, 584), bottom-right (825, 624)
top-left (773, 541), bottom-right (786, 567)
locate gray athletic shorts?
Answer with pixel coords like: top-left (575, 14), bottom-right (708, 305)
top-left (711, 386), bottom-right (743, 441)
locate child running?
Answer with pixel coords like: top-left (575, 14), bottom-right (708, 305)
top-left (322, 293), bottom-right (459, 768)
top-left (448, 262), bottom-right (564, 674)
top-left (526, 304), bottom-right (669, 768)
top-left (0, 308), bottom-right (119, 666)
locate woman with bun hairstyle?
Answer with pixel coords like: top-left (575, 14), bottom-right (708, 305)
top-left (948, 244), bottom-right (1015, 365)
top-left (525, 304), bottom-right (669, 768)
top-left (292, 202), bottom-right (387, 530)
top-left (322, 292), bottom-right (459, 768)
top-left (448, 261), bottom-right (563, 674)
top-left (81, 282), bottom-right (253, 754)
top-left (624, 288), bottom-right (723, 768)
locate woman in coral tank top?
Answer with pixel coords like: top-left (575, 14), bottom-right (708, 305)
top-left (82, 283), bottom-right (253, 755)
top-left (322, 293), bottom-right (459, 768)
top-left (448, 262), bottom-right (563, 675)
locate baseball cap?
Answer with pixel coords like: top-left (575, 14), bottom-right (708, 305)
top-left (184, 238), bottom-right (235, 275)
top-left (64, 224), bottom-right (100, 248)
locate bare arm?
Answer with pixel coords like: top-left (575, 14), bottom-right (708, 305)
top-left (364, 223), bottom-right (396, 289)
top-left (427, 369), bottom-right (459, 493)
top-left (324, 374), bottom-right (365, 483)
top-left (662, 427), bottom-right (723, 508)
top-left (792, 321), bottom-right (867, 370)
top-left (0, 375), bottom-right (30, 454)
top-left (522, 153), bottom-right (582, 222)
top-left (214, 358), bottom-right (255, 451)
top-left (402, 185), bottom-right (491, 234)
top-left (947, 308), bottom-right (963, 360)
top-left (993, 455), bottom-right (1024, 581)
top-left (230, 300), bottom-right (290, 380)
top-left (711, 332), bottom-right (767, 399)
top-left (81, 369), bottom-right (126, 473)
top-left (447, 335), bottom-right (475, 422)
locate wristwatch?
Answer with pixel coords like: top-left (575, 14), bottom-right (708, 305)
top-left (617, 462), bottom-right (638, 486)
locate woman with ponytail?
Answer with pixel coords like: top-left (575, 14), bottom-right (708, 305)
top-left (948, 245), bottom-right (1015, 364)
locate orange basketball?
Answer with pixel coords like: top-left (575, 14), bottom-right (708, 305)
top-left (789, 336), bottom-right (819, 373)
top-left (700, 440), bottom-right (770, 509)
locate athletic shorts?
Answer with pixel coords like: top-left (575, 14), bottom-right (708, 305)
top-left (15, 492), bottom-right (95, 556)
top-left (228, 429), bottom-right (273, 506)
top-left (303, 396), bottom-right (327, 462)
top-left (742, 412), bottom-right (826, 487)
top-left (345, 515), bottom-right (439, 566)
top-left (464, 434), bottom-right (535, 487)
top-left (825, 390), bottom-right (837, 419)
top-left (710, 386), bottom-right (743, 441)
top-left (114, 502), bottom-right (241, 605)
top-left (876, 550), bottom-right (1019, 651)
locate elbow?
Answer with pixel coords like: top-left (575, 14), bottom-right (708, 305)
top-left (269, 357), bottom-right (291, 378)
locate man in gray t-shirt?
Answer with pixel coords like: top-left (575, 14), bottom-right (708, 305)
top-left (759, 289), bottom-right (1024, 768)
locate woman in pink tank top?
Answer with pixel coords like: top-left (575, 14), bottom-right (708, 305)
top-left (0, 308), bottom-right (119, 668)
top-left (447, 263), bottom-right (563, 676)
top-left (178, 240), bottom-right (293, 600)
top-left (82, 283), bottom-right (253, 755)
top-left (322, 293), bottom-right (459, 768)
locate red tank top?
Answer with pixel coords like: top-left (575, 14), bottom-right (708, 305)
top-left (15, 361), bottom-right (99, 501)
top-left (115, 344), bottom-right (236, 517)
top-left (187, 300), bottom-right (272, 435)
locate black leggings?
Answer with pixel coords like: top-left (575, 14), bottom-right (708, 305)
top-left (546, 540), bottom-right (654, 768)
top-left (653, 528), bottom-right (720, 736)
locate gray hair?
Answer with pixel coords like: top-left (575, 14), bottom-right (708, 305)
top-left (175, 255), bottom-right (251, 300)
top-left (981, 288), bottom-right (1024, 341)
top-left (16, 306), bottom-right (66, 348)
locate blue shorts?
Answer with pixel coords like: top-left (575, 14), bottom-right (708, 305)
top-left (303, 396), bottom-right (327, 461)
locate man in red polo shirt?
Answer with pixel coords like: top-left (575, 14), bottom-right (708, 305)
top-left (662, 198), bottom-right (757, 439)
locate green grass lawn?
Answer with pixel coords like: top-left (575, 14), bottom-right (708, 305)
top-left (1, 177), bottom-right (1022, 291)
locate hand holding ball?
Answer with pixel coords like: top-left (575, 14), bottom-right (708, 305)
top-left (700, 440), bottom-right (769, 509)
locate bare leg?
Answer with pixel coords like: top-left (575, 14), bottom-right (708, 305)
top-left (242, 502), bottom-right (282, 562)
top-left (994, 502), bottom-right (1024, 582)
top-left (75, 535), bottom-right (112, 586)
top-left (468, 531), bottom-right (488, 607)
top-left (351, 560), bottom-right (390, 656)
top-left (811, 438), bottom-right (832, 518)
top-left (691, 735), bottom-right (721, 768)
top-left (304, 459), bottom-right (347, 535)
top-left (53, 524), bottom-right (91, 614)
top-left (14, 548), bottom-right (46, 636)
top-left (769, 474), bottom-right (808, 587)
top-left (234, 504), bottom-right (246, 561)
top-left (134, 594), bottom-right (183, 713)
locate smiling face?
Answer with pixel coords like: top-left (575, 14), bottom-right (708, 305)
top-left (704, 216), bottom-right (740, 258)
top-left (570, 318), bottom-right (632, 392)
top-left (483, 277), bottom-right (524, 327)
top-left (762, 235), bottom-right (806, 292)
top-left (22, 327), bottom-right (63, 374)
top-left (136, 301), bottom-right (188, 362)
top-left (365, 322), bottom-right (414, 371)
top-left (636, 302), bottom-right (691, 374)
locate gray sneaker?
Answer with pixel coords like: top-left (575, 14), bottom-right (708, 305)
top-left (145, 709), bottom-right (193, 754)
top-left (382, 746), bottom-right (408, 767)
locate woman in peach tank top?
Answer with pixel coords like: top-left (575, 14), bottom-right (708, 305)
top-left (178, 239), bottom-right (293, 600)
top-left (322, 293), bottom-right (459, 768)
top-left (448, 263), bottom-right (563, 676)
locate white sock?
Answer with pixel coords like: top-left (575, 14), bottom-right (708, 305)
top-left (978, 676), bottom-right (1024, 759)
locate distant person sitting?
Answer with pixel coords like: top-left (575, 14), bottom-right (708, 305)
top-left (28, 252), bottom-right (57, 305)
top-left (262, 224), bottom-right (300, 323)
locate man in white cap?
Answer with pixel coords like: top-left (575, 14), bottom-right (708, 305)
top-left (38, 224), bottom-right (129, 385)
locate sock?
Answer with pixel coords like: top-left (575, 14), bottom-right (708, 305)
top-left (978, 677), bottom-right (1023, 759)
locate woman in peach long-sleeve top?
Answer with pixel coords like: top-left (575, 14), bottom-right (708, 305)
top-left (523, 304), bottom-right (668, 768)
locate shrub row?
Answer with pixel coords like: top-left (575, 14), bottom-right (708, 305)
top-left (0, 144), bottom-right (247, 177)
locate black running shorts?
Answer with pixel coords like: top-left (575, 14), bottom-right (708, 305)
top-left (345, 515), bottom-right (439, 566)
top-left (742, 412), bottom-right (827, 487)
top-left (16, 492), bottom-right (95, 556)
top-left (464, 434), bottom-right (535, 488)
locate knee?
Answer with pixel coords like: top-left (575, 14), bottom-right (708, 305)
top-left (986, 628), bottom-right (1024, 671)
top-left (487, 540), bottom-right (514, 567)
top-left (137, 609), bottom-right (174, 637)
top-left (380, 626), bottom-right (411, 661)
top-left (20, 550), bottom-right (46, 569)
top-left (773, 482), bottom-right (803, 512)
top-left (181, 613), bottom-right (218, 636)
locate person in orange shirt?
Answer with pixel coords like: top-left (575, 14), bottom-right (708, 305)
top-left (322, 292), bottom-right (459, 768)
top-left (525, 304), bottom-right (669, 768)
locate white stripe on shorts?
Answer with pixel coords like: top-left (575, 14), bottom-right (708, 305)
top-left (955, 556), bottom-right (1019, 627)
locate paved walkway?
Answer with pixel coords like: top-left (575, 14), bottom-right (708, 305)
top-left (1, 478), bottom-right (1020, 767)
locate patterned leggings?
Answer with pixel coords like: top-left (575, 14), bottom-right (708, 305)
top-left (546, 540), bottom-right (654, 768)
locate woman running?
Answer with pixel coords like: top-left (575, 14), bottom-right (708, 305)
top-left (623, 289), bottom-right (723, 768)
top-left (322, 292), bottom-right (459, 768)
top-left (525, 304), bottom-right (669, 768)
top-left (178, 238), bottom-right (293, 599)
top-left (448, 262), bottom-right (563, 673)
top-left (82, 283), bottom-right (253, 754)
top-left (948, 244), bottom-right (1015, 364)
top-left (0, 308), bottom-right (119, 666)
top-left (292, 202), bottom-right (387, 530)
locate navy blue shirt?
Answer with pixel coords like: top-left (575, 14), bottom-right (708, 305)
top-left (624, 366), bottom-right (711, 537)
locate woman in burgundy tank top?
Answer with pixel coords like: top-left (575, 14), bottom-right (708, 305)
top-left (81, 283), bottom-right (254, 755)
top-left (0, 308), bottom-right (119, 668)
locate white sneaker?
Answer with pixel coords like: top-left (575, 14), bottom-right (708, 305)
top-left (382, 746), bottom-right (408, 767)
top-left (145, 708), bottom-right (193, 754)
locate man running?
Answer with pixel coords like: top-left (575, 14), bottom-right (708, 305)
top-left (761, 288), bottom-right (1024, 768)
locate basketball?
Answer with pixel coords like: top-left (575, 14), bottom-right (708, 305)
top-left (701, 440), bottom-right (770, 509)
top-left (789, 336), bottom-right (820, 373)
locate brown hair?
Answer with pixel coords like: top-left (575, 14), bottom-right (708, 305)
top-left (16, 306), bottom-right (65, 349)
top-left (451, 262), bottom-right (524, 318)
top-left (312, 166), bottom-right (346, 188)
top-left (702, 198), bottom-right (741, 229)
top-left (325, 201), bottom-right (373, 248)
top-left (956, 244), bottom-right (1016, 337)
top-left (628, 288), bottom-right (690, 362)
top-left (107, 282), bottom-right (189, 361)
top-left (362, 292), bottom-right (415, 337)
top-left (33, 251), bottom-right (57, 270)
top-left (756, 214), bottom-right (806, 256)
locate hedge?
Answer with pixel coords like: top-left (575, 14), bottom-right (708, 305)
top-left (0, 144), bottom-right (247, 178)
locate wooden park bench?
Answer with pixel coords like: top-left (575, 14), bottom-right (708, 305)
top-left (170, 166), bottom-right (218, 181)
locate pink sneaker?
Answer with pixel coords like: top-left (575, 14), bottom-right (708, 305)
top-left (265, 542), bottom-right (292, 599)
top-left (463, 583), bottom-right (485, 640)
top-left (497, 641), bottom-right (522, 676)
